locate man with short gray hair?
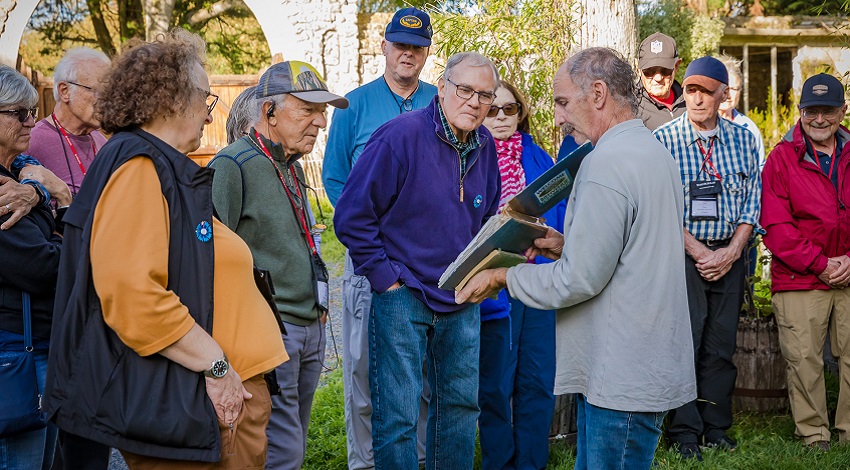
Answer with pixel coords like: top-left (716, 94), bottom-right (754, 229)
top-left (458, 47), bottom-right (696, 469)
top-left (28, 47), bottom-right (110, 196)
top-left (208, 60), bottom-right (349, 470)
top-left (335, 51), bottom-right (502, 469)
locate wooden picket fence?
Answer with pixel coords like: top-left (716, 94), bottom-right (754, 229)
top-left (16, 58), bottom-right (326, 196)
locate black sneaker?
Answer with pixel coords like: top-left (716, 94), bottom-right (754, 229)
top-left (676, 442), bottom-right (704, 461)
top-left (703, 433), bottom-right (738, 451)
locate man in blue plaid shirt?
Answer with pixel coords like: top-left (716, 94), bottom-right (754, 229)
top-left (654, 56), bottom-right (761, 462)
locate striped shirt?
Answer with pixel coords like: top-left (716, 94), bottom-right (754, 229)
top-left (437, 101), bottom-right (480, 176)
top-left (654, 112), bottom-right (761, 241)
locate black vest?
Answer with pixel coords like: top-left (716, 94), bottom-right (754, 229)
top-left (44, 128), bottom-right (221, 462)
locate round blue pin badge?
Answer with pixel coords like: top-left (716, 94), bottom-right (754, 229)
top-left (473, 194), bottom-right (483, 208)
top-left (196, 221), bottom-right (212, 242)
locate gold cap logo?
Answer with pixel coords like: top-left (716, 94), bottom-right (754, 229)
top-left (400, 15), bottom-right (422, 28)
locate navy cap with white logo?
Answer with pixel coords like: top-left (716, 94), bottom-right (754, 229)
top-left (385, 7), bottom-right (432, 47)
top-left (799, 73), bottom-right (845, 109)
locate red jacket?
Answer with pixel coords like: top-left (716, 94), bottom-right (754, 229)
top-left (761, 122), bottom-right (850, 293)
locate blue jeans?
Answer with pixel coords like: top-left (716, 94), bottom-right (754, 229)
top-left (0, 330), bottom-right (57, 470)
top-left (369, 286), bottom-right (480, 470)
top-left (479, 297), bottom-right (555, 470)
top-left (574, 395), bottom-right (665, 470)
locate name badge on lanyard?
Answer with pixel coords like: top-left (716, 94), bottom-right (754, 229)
top-left (690, 180), bottom-right (721, 220)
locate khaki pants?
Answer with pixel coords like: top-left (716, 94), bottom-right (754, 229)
top-left (122, 374), bottom-right (272, 469)
top-left (774, 289), bottom-right (850, 444)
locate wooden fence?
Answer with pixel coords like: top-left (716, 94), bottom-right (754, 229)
top-left (17, 60), bottom-right (327, 196)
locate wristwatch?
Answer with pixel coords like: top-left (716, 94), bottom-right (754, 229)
top-left (203, 355), bottom-right (230, 379)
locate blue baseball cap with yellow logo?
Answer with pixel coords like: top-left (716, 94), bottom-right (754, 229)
top-left (385, 7), bottom-right (432, 47)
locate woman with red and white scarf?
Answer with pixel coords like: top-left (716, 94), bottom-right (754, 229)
top-left (478, 80), bottom-right (567, 469)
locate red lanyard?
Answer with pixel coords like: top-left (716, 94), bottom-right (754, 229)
top-left (53, 113), bottom-right (96, 176)
top-left (253, 131), bottom-right (317, 255)
top-left (805, 134), bottom-right (838, 181)
top-left (697, 137), bottom-right (721, 180)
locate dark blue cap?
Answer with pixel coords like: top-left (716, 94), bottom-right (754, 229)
top-left (683, 56), bottom-right (728, 92)
top-left (385, 8), bottom-right (432, 47)
top-left (800, 73), bottom-right (845, 109)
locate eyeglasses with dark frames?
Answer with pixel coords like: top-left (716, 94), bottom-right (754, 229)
top-left (66, 81), bottom-right (95, 92)
top-left (202, 89), bottom-right (219, 115)
top-left (0, 108), bottom-right (38, 123)
top-left (487, 102), bottom-right (521, 118)
top-left (445, 78), bottom-right (496, 105)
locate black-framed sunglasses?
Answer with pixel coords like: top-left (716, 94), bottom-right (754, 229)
top-left (445, 78), bottom-right (496, 105)
top-left (66, 81), bottom-right (95, 92)
top-left (201, 89), bottom-right (219, 115)
top-left (0, 108), bottom-right (38, 123)
top-left (487, 102), bottom-right (521, 118)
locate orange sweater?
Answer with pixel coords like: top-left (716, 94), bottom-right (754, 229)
top-left (90, 157), bottom-right (288, 379)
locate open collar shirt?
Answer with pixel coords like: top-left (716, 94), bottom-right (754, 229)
top-left (437, 101), bottom-right (480, 176)
top-left (654, 112), bottom-right (762, 242)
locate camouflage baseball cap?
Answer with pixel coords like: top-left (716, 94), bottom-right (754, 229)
top-left (255, 61), bottom-right (349, 109)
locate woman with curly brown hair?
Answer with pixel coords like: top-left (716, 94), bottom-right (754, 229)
top-left (45, 30), bottom-right (288, 469)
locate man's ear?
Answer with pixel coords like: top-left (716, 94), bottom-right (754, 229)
top-left (591, 81), bottom-right (607, 110)
top-left (263, 101), bottom-right (276, 125)
top-left (381, 39), bottom-right (388, 56)
top-left (57, 82), bottom-right (72, 104)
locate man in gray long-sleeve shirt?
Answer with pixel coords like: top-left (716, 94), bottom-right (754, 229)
top-left (458, 47), bottom-right (696, 469)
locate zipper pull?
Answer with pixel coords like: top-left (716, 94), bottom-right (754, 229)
top-left (460, 182), bottom-right (464, 202)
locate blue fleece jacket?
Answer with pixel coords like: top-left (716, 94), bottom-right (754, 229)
top-left (334, 97), bottom-right (501, 313)
top-left (480, 132), bottom-right (567, 322)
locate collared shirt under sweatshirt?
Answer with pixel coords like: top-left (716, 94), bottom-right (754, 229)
top-left (335, 97), bottom-right (501, 313)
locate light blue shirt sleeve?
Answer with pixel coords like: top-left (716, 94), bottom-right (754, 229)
top-left (323, 106), bottom-right (356, 207)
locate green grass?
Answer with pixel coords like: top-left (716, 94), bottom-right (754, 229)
top-left (306, 369), bottom-right (850, 469)
top-left (311, 195), bottom-right (345, 275)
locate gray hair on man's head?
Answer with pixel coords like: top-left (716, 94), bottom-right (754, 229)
top-left (0, 64), bottom-right (38, 109)
top-left (226, 86), bottom-right (257, 144)
top-left (53, 47), bottom-right (110, 100)
top-left (715, 53), bottom-right (742, 84)
top-left (563, 47), bottom-right (640, 114)
top-left (248, 93), bottom-right (289, 129)
top-left (442, 51), bottom-right (500, 87)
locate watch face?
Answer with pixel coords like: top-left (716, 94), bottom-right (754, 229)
top-left (211, 359), bottom-right (228, 378)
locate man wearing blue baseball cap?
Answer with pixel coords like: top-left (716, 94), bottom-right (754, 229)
top-left (322, 8), bottom-right (436, 469)
top-left (761, 73), bottom-right (850, 453)
top-left (654, 56), bottom-right (762, 461)
top-left (208, 60), bottom-right (348, 470)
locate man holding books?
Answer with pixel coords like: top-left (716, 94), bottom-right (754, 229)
top-left (457, 47), bottom-right (696, 469)
top-left (335, 51), bottom-right (501, 469)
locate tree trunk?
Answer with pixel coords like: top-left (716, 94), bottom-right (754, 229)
top-left (119, 0), bottom-right (146, 43)
top-left (570, 0), bottom-right (638, 62)
top-left (143, 0), bottom-right (176, 41)
top-left (86, 0), bottom-right (117, 56)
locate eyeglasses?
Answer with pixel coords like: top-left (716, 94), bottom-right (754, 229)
top-left (487, 102), bottom-right (521, 118)
top-left (641, 67), bottom-right (674, 78)
top-left (0, 108), bottom-right (38, 123)
top-left (445, 78), bottom-right (496, 105)
top-left (801, 107), bottom-right (844, 120)
top-left (66, 81), bottom-right (95, 92)
top-left (201, 89), bottom-right (219, 115)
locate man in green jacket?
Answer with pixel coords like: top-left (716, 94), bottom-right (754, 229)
top-left (208, 61), bottom-right (348, 470)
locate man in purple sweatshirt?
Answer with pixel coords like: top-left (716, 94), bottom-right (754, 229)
top-left (334, 51), bottom-right (501, 469)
